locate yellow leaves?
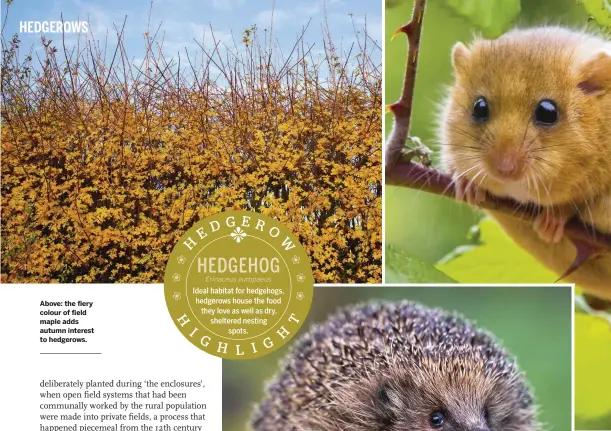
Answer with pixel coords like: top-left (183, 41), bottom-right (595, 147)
top-left (1, 34), bottom-right (382, 284)
top-left (76, 193), bottom-right (94, 207)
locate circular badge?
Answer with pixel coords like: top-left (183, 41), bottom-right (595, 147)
top-left (164, 210), bottom-right (314, 360)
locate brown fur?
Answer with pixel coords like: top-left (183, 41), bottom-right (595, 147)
top-left (252, 302), bottom-right (539, 431)
top-left (441, 27), bottom-right (611, 297)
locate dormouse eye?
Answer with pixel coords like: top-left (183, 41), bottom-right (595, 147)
top-left (471, 96), bottom-right (489, 123)
top-left (429, 411), bottom-right (445, 428)
top-left (534, 99), bottom-right (558, 126)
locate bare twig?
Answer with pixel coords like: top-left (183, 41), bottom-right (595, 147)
top-left (385, 0), bottom-right (425, 167)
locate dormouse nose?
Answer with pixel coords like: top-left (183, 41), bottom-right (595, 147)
top-left (491, 149), bottom-right (525, 180)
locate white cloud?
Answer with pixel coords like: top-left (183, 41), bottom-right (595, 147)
top-left (357, 15), bottom-right (381, 43)
top-left (297, 4), bottom-right (321, 17)
top-left (324, 11), bottom-right (382, 43)
top-left (255, 9), bottom-right (292, 29)
top-left (255, 3), bottom-right (324, 30)
top-left (210, 0), bottom-right (246, 11)
top-left (157, 20), bottom-right (233, 61)
top-left (184, 22), bottom-right (233, 46)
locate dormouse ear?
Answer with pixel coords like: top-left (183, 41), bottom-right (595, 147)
top-left (451, 42), bottom-right (471, 73)
top-left (578, 50), bottom-right (611, 96)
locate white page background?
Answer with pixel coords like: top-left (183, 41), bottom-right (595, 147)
top-left (0, 284), bottom-right (222, 430)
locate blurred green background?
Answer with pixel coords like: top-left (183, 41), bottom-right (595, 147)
top-left (222, 285), bottom-right (571, 430)
top-left (384, 0), bottom-right (589, 264)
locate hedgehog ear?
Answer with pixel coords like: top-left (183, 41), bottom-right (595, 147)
top-left (451, 42), bottom-right (471, 73)
top-left (578, 50), bottom-right (611, 96)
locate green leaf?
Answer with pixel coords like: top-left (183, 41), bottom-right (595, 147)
top-left (386, 245), bottom-right (457, 283)
top-left (443, 0), bottom-right (521, 38)
top-left (437, 218), bottom-right (557, 283)
top-left (575, 313), bottom-right (611, 429)
top-left (438, 219), bottom-right (611, 427)
top-left (580, 0), bottom-right (611, 29)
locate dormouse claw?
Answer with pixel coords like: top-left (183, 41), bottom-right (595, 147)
top-left (453, 175), bottom-right (487, 206)
top-left (533, 208), bottom-right (569, 244)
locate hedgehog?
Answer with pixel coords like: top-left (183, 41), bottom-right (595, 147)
top-left (251, 301), bottom-right (540, 431)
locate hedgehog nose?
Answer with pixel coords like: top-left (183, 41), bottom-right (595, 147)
top-left (492, 150), bottom-right (524, 180)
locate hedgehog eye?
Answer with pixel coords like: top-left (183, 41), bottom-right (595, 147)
top-left (429, 411), bottom-right (445, 428)
top-left (376, 384), bottom-right (397, 427)
top-left (378, 385), bottom-right (391, 405)
top-left (533, 99), bottom-right (558, 126)
top-left (471, 96), bottom-right (489, 123)
top-left (484, 407), bottom-right (491, 425)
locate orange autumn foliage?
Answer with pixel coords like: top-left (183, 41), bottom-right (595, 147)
top-left (1, 22), bottom-right (382, 283)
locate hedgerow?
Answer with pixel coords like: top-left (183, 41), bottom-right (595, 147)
top-left (1, 15), bottom-right (381, 283)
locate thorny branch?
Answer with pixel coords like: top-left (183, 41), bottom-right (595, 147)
top-left (384, 0), bottom-right (611, 279)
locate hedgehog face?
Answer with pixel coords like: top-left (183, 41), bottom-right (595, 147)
top-left (371, 376), bottom-right (492, 431)
top-left (315, 350), bottom-right (536, 431)
top-left (374, 387), bottom-right (491, 431)
top-left (252, 302), bottom-right (540, 431)
top-left (360, 356), bottom-right (534, 431)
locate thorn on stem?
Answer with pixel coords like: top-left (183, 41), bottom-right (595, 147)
top-left (388, 101), bottom-right (410, 118)
top-left (556, 238), bottom-right (603, 282)
top-left (391, 22), bottom-right (414, 41)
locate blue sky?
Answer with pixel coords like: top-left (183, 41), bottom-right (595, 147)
top-left (2, 0), bottom-right (381, 74)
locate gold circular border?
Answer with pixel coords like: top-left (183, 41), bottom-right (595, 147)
top-left (163, 210), bottom-right (314, 360)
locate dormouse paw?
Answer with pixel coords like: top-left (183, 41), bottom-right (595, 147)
top-left (533, 208), bottom-right (568, 243)
top-left (453, 175), bottom-right (487, 206)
